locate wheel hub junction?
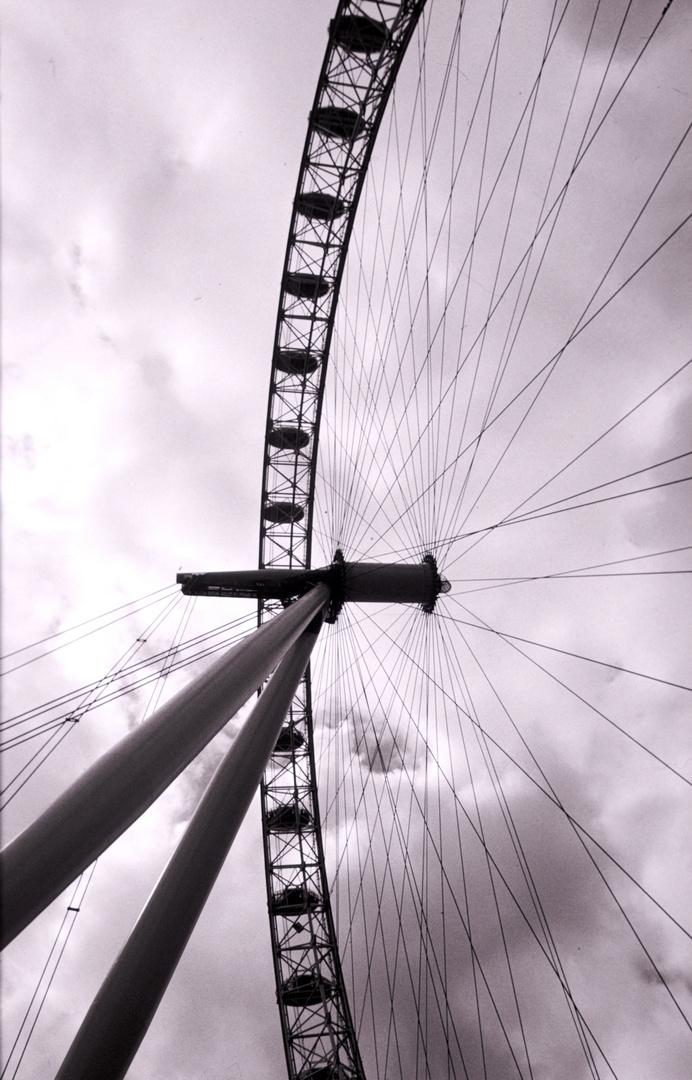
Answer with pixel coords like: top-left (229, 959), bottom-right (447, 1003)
top-left (177, 551), bottom-right (450, 621)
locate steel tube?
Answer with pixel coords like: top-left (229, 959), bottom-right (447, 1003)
top-left (342, 561), bottom-right (434, 605)
top-left (54, 612), bottom-right (324, 1080)
top-left (0, 585), bottom-right (329, 949)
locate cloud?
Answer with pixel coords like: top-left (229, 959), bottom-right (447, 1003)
top-left (347, 708), bottom-right (421, 775)
top-left (3, 2), bottom-right (690, 1079)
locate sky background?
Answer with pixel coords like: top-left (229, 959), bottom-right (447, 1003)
top-left (3, 3), bottom-right (329, 1077)
top-left (2, 1), bottom-right (692, 1079)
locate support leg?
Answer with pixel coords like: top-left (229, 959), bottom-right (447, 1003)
top-left (0, 585), bottom-right (329, 948)
top-left (54, 610), bottom-right (325, 1080)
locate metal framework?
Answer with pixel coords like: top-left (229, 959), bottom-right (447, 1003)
top-left (258, 5), bottom-right (428, 1080)
top-left (260, 0), bottom-right (427, 571)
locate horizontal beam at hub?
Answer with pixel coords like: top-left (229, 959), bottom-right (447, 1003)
top-left (177, 552), bottom-right (450, 618)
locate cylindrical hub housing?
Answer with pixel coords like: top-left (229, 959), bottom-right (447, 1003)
top-left (341, 561), bottom-right (436, 607)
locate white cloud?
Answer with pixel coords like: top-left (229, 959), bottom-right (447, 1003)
top-left (3, 1), bottom-right (691, 1079)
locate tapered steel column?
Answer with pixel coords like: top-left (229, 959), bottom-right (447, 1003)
top-left (0, 585), bottom-right (329, 949)
top-left (55, 611), bottom-right (325, 1080)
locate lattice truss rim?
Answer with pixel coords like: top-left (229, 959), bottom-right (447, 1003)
top-left (258, 5), bottom-right (427, 1080)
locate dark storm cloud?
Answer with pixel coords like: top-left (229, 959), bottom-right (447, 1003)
top-left (349, 708), bottom-right (422, 774)
top-left (324, 679), bottom-right (692, 1078)
top-left (4, 1), bottom-right (690, 1078)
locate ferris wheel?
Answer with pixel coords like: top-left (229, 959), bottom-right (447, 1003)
top-left (253, 2), bottom-right (692, 1078)
top-left (2, 1), bottom-right (691, 1078)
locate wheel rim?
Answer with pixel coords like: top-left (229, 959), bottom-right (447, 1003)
top-left (259, 6), bottom-right (428, 1080)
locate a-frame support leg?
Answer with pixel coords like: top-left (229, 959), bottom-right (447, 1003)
top-left (55, 605), bottom-right (325, 1080)
top-left (0, 584), bottom-right (329, 948)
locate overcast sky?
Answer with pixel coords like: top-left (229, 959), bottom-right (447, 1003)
top-left (3, 3), bottom-right (329, 1078)
top-left (2, 1), bottom-right (691, 1079)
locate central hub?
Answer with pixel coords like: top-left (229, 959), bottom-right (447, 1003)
top-left (177, 552), bottom-right (450, 622)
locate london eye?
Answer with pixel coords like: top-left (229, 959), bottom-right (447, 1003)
top-left (2, 2), bottom-right (691, 1079)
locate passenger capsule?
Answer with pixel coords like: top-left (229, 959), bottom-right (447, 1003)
top-left (271, 884), bottom-right (319, 915)
top-left (299, 1066), bottom-right (338, 1080)
top-left (284, 272), bottom-right (330, 299)
top-left (295, 192), bottom-right (346, 221)
top-left (266, 803), bottom-right (312, 832)
top-left (274, 725), bottom-right (306, 752)
top-left (274, 349), bottom-right (320, 376)
top-left (281, 972), bottom-right (334, 1007)
top-left (312, 106), bottom-right (366, 141)
top-left (331, 15), bottom-right (388, 54)
top-left (263, 502), bottom-right (305, 525)
top-left (268, 427), bottom-right (310, 451)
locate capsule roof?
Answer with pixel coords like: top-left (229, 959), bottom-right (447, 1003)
top-left (295, 192), bottom-right (346, 221)
top-left (284, 272), bottom-right (330, 299)
top-left (282, 973), bottom-right (334, 1006)
top-left (271, 885), bottom-right (320, 914)
top-left (263, 501), bottom-right (305, 525)
top-left (331, 15), bottom-right (388, 54)
top-left (266, 803), bottom-right (312, 832)
top-left (273, 725), bottom-right (306, 753)
top-left (274, 349), bottom-right (321, 376)
top-left (312, 106), bottom-right (366, 140)
top-left (268, 427), bottom-right (310, 451)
